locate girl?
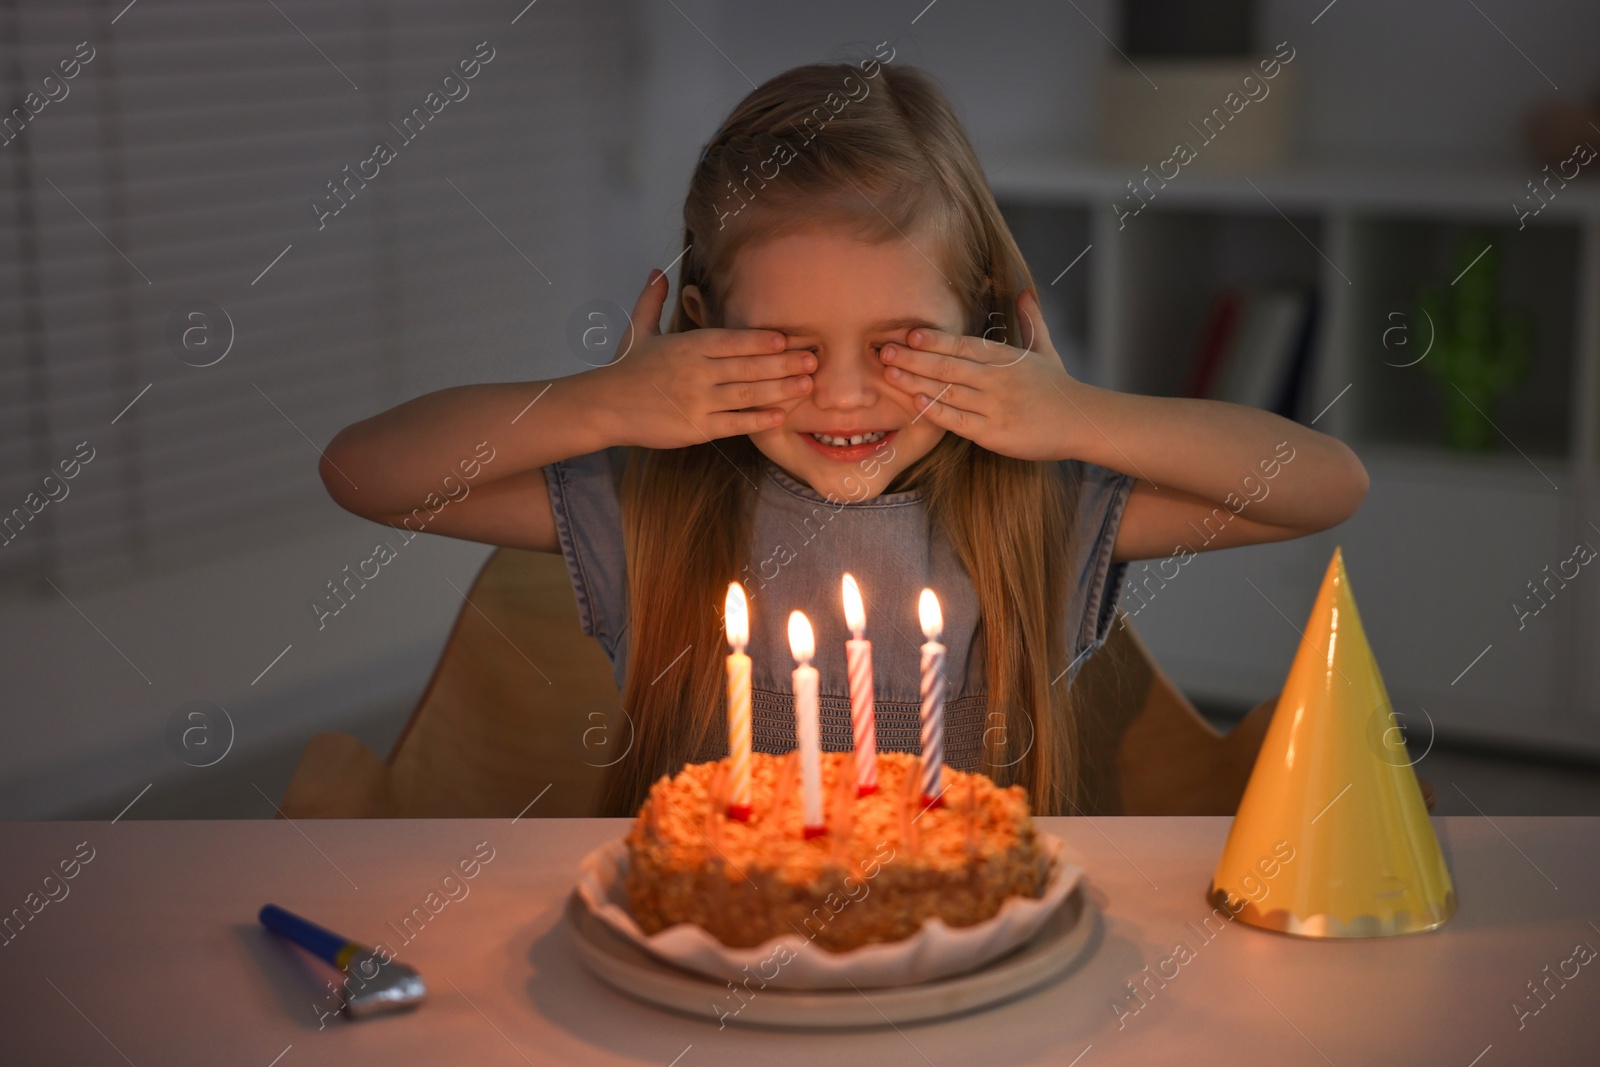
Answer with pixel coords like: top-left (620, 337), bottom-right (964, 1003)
top-left (322, 61), bottom-right (1367, 818)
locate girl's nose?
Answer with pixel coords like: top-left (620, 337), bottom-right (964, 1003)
top-left (809, 345), bottom-right (878, 411)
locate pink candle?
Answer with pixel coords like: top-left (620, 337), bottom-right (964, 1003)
top-left (841, 573), bottom-right (878, 797)
top-left (918, 588), bottom-right (946, 809)
top-left (788, 610), bottom-right (825, 839)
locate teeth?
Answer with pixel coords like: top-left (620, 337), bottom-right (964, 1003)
top-left (810, 431), bottom-right (886, 448)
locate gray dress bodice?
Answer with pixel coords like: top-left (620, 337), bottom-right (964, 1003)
top-left (544, 447), bottom-right (1134, 771)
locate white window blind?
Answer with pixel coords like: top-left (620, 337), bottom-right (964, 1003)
top-left (1, 0), bottom-right (643, 590)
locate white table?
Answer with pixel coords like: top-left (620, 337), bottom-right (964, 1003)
top-left (0, 816), bottom-right (1593, 1065)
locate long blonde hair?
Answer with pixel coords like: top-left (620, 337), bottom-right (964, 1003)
top-left (600, 62), bottom-right (1081, 818)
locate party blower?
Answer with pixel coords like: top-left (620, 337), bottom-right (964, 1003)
top-left (259, 904), bottom-right (427, 1017)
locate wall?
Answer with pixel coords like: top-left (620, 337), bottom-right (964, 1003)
top-left (0, 0), bottom-right (647, 817)
top-left (7, 0), bottom-right (1597, 816)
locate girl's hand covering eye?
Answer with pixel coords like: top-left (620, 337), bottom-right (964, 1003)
top-left (878, 288), bottom-right (1081, 461)
top-left (598, 270), bottom-right (815, 448)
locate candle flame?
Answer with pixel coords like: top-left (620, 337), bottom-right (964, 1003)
top-left (788, 610), bottom-right (815, 663)
top-left (725, 582), bottom-right (748, 650)
top-left (841, 573), bottom-right (866, 636)
top-left (918, 588), bottom-right (943, 641)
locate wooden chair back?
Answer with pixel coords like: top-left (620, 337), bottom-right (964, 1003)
top-left (1072, 621), bottom-right (1275, 815)
top-left (282, 547), bottom-right (1428, 819)
top-left (282, 547), bottom-right (618, 819)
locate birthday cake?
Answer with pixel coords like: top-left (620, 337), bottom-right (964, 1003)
top-left (624, 750), bottom-right (1045, 952)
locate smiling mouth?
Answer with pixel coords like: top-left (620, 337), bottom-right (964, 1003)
top-left (808, 430), bottom-right (888, 447)
top-left (798, 428), bottom-right (897, 462)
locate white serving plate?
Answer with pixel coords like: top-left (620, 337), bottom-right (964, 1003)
top-left (574, 833), bottom-right (1085, 990)
top-left (567, 843), bottom-right (1098, 1028)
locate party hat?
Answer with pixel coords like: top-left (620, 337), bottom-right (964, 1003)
top-left (1208, 548), bottom-right (1456, 937)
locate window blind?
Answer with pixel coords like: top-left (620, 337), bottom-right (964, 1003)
top-left (1, 0), bottom-right (643, 590)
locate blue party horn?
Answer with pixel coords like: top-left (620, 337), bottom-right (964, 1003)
top-left (259, 903), bottom-right (426, 1017)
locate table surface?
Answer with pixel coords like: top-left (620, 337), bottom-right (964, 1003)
top-left (1, 816), bottom-right (1595, 1066)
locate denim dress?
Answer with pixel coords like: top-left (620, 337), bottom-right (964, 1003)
top-left (543, 447), bottom-right (1135, 771)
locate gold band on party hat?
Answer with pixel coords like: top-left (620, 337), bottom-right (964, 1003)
top-left (1206, 883), bottom-right (1457, 939)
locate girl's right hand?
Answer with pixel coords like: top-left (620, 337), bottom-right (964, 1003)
top-left (595, 270), bottom-right (815, 449)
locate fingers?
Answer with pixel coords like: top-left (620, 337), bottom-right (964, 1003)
top-left (712, 350), bottom-right (816, 383)
top-left (899, 326), bottom-right (979, 361)
top-left (880, 341), bottom-right (985, 385)
top-left (712, 374), bottom-right (813, 410)
top-left (630, 269), bottom-right (668, 337)
top-left (904, 326), bottom-right (1016, 364)
top-left (697, 328), bottom-right (789, 356)
top-left (910, 388), bottom-right (986, 437)
top-left (882, 362), bottom-right (983, 411)
top-left (902, 294), bottom-right (1049, 364)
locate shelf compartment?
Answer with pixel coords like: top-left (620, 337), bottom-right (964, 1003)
top-left (1105, 206), bottom-right (1325, 400)
top-left (1343, 216), bottom-right (1581, 460)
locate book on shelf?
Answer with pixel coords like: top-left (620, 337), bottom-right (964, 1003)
top-left (1185, 287), bottom-right (1318, 419)
top-left (1182, 288), bottom-right (1242, 399)
top-left (1273, 291), bottom-right (1320, 421)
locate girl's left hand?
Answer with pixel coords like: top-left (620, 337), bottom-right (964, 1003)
top-left (879, 288), bottom-right (1079, 462)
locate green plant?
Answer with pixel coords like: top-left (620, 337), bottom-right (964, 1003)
top-left (1416, 236), bottom-right (1532, 451)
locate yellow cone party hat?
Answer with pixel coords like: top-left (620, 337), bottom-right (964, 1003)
top-left (1208, 548), bottom-right (1456, 937)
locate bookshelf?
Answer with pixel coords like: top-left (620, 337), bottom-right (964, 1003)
top-left (992, 157), bottom-right (1600, 758)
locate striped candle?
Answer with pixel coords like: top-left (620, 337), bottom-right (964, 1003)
top-left (918, 588), bottom-right (946, 808)
top-left (724, 582), bottom-right (753, 820)
top-left (841, 573), bottom-right (878, 797)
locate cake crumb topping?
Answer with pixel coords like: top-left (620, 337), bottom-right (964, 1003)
top-left (626, 751), bottom-right (1044, 951)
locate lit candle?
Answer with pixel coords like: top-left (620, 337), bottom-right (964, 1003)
top-left (724, 583), bottom-right (753, 821)
top-left (841, 573), bottom-right (878, 798)
top-left (788, 610), bottom-right (825, 839)
top-left (918, 588), bottom-right (946, 809)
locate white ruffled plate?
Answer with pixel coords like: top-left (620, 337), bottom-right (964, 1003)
top-left (573, 832), bottom-right (1083, 990)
